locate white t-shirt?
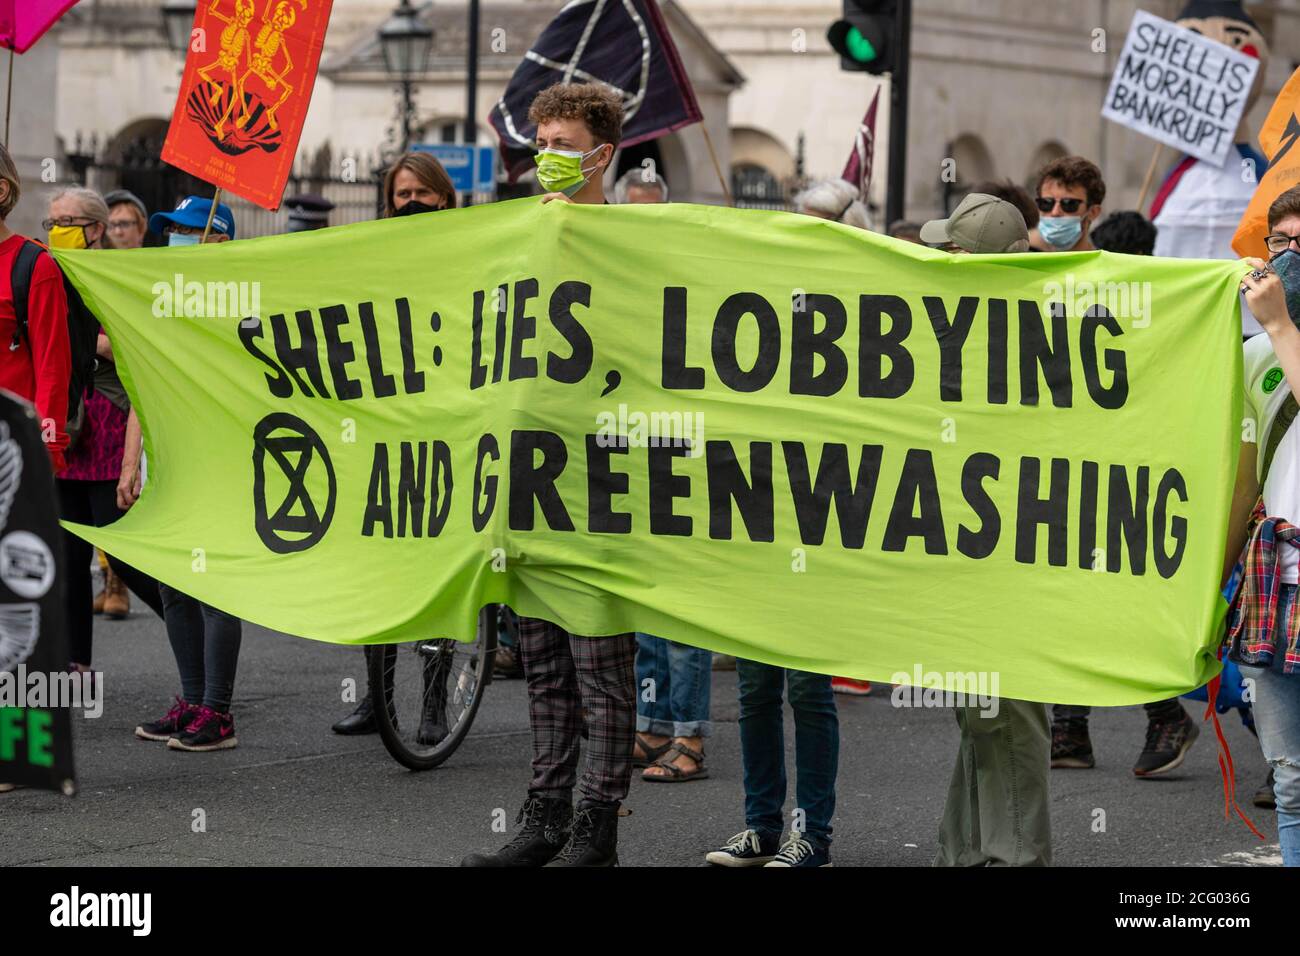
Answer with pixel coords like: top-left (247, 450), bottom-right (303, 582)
top-left (1243, 334), bottom-right (1300, 581)
top-left (1152, 157), bottom-right (1262, 336)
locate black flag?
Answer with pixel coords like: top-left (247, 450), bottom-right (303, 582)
top-left (0, 390), bottom-right (76, 795)
top-left (490, 0), bottom-right (702, 182)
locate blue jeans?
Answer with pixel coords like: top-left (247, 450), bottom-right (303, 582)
top-left (736, 659), bottom-right (838, 845)
top-left (1239, 584), bottom-right (1300, 867)
top-left (635, 634), bottom-right (712, 738)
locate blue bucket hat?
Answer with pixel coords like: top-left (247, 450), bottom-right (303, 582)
top-left (149, 195), bottom-right (236, 239)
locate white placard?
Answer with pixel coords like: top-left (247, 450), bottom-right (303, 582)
top-left (1101, 9), bottom-right (1259, 168)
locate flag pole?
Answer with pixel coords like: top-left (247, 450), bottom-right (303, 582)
top-left (1137, 143), bottom-right (1164, 214)
top-left (5, 48), bottom-right (13, 148)
top-left (699, 122), bottom-right (731, 206)
top-left (201, 187), bottom-right (222, 243)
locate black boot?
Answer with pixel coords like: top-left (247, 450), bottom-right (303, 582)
top-left (331, 695), bottom-right (377, 735)
top-left (460, 794), bottom-right (572, 867)
top-left (544, 801), bottom-right (619, 867)
top-left (332, 647), bottom-right (379, 735)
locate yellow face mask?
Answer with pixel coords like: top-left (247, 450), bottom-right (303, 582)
top-left (48, 224), bottom-right (89, 250)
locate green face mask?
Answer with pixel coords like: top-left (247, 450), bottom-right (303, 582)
top-left (534, 145), bottom-right (606, 196)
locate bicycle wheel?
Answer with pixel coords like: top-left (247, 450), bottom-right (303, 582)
top-left (371, 606), bottom-right (498, 770)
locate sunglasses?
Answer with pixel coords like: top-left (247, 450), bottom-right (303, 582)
top-left (1266, 232), bottom-right (1300, 254)
top-left (1034, 197), bottom-right (1085, 214)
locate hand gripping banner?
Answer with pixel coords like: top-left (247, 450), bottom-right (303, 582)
top-left (54, 200), bottom-right (1246, 706)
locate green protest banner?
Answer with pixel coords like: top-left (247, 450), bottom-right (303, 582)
top-left (55, 199), bottom-right (1245, 705)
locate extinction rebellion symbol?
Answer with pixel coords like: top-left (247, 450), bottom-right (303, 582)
top-left (252, 413), bottom-right (336, 554)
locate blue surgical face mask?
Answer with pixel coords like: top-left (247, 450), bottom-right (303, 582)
top-left (168, 231), bottom-right (201, 247)
top-left (1039, 215), bottom-right (1083, 250)
top-left (1270, 247), bottom-right (1300, 328)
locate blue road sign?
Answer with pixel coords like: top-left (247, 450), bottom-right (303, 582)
top-left (411, 144), bottom-right (497, 193)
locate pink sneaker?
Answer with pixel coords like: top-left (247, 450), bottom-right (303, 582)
top-left (135, 696), bottom-right (200, 741)
top-left (167, 706), bottom-right (238, 752)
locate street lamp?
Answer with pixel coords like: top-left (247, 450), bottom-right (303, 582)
top-left (161, 0), bottom-right (197, 54)
top-left (378, 0), bottom-right (434, 153)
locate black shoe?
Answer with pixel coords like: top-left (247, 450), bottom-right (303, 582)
top-left (460, 795), bottom-right (572, 867)
top-left (332, 696), bottom-right (378, 735)
top-left (544, 802), bottom-right (619, 867)
top-left (1051, 722), bottom-right (1095, 769)
top-left (1254, 769), bottom-right (1277, 810)
top-left (1133, 710), bottom-right (1199, 777)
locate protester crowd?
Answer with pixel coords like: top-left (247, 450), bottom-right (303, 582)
top-left (1, 79), bottom-right (1297, 869)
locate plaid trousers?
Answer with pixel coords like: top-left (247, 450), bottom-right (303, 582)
top-left (516, 616), bottom-right (637, 805)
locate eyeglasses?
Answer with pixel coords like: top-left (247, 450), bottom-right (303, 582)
top-left (1035, 197), bottom-right (1085, 214)
top-left (107, 219), bottom-right (140, 233)
top-left (1266, 232), bottom-right (1300, 254)
top-left (41, 216), bottom-right (95, 230)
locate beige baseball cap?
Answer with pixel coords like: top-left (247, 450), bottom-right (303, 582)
top-left (920, 193), bottom-right (1029, 253)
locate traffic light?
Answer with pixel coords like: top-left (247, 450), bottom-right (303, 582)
top-left (827, 0), bottom-right (897, 74)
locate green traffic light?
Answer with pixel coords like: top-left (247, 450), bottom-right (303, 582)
top-left (846, 26), bottom-right (878, 62)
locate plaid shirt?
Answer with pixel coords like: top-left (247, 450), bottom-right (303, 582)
top-left (1227, 498), bottom-right (1300, 674)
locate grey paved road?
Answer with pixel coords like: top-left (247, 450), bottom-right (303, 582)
top-left (0, 608), bottom-right (1281, 867)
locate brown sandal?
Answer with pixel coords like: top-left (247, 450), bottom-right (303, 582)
top-left (633, 734), bottom-right (673, 768)
top-left (642, 741), bottom-right (709, 782)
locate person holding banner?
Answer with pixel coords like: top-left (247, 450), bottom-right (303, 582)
top-left (1230, 183), bottom-right (1300, 867)
top-left (917, 194), bottom-right (1051, 867)
top-left (46, 187), bottom-right (166, 674)
top-left (1050, 200), bottom-right (1203, 778)
top-left (0, 144), bottom-right (69, 473)
top-left (126, 195), bottom-right (245, 753)
top-left (381, 152), bottom-right (456, 218)
top-left (331, 151), bottom-right (456, 738)
top-left (463, 83), bottom-right (634, 868)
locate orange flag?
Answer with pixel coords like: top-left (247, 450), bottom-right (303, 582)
top-left (1233, 66), bottom-right (1300, 259)
top-left (161, 0), bottom-right (332, 210)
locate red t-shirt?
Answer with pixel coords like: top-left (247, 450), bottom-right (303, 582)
top-left (0, 234), bottom-right (70, 472)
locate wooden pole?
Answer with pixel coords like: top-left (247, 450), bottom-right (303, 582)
top-left (1137, 143), bottom-right (1164, 214)
top-left (201, 187), bottom-right (222, 243)
top-left (699, 122), bottom-right (731, 206)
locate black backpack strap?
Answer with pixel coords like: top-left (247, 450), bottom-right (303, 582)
top-left (8, 239), bottom-right (44, 352)
top-left (1263, 393), bottom-right (1299, 481)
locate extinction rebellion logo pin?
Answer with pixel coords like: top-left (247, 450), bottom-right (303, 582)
top-left (1263, 368), bottom-right (1284, 393)
top-left (252, 413), bottom-right (336, 554)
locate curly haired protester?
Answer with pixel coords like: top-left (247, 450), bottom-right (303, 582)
top-left (125, 196), bottom-right (246, 753)
top-left (46, 187), bottom-right (166, 675)
top-left (918, 194), bottom-right (1051, 866)
top-left (332, 150), bottom-right (457, 738)
top-left (462, 83), bottom-right (635, 868)
top-left (0, 144), bottom-right (69, 473)
top-left (1229, 183), bottom-right (1300, 867)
